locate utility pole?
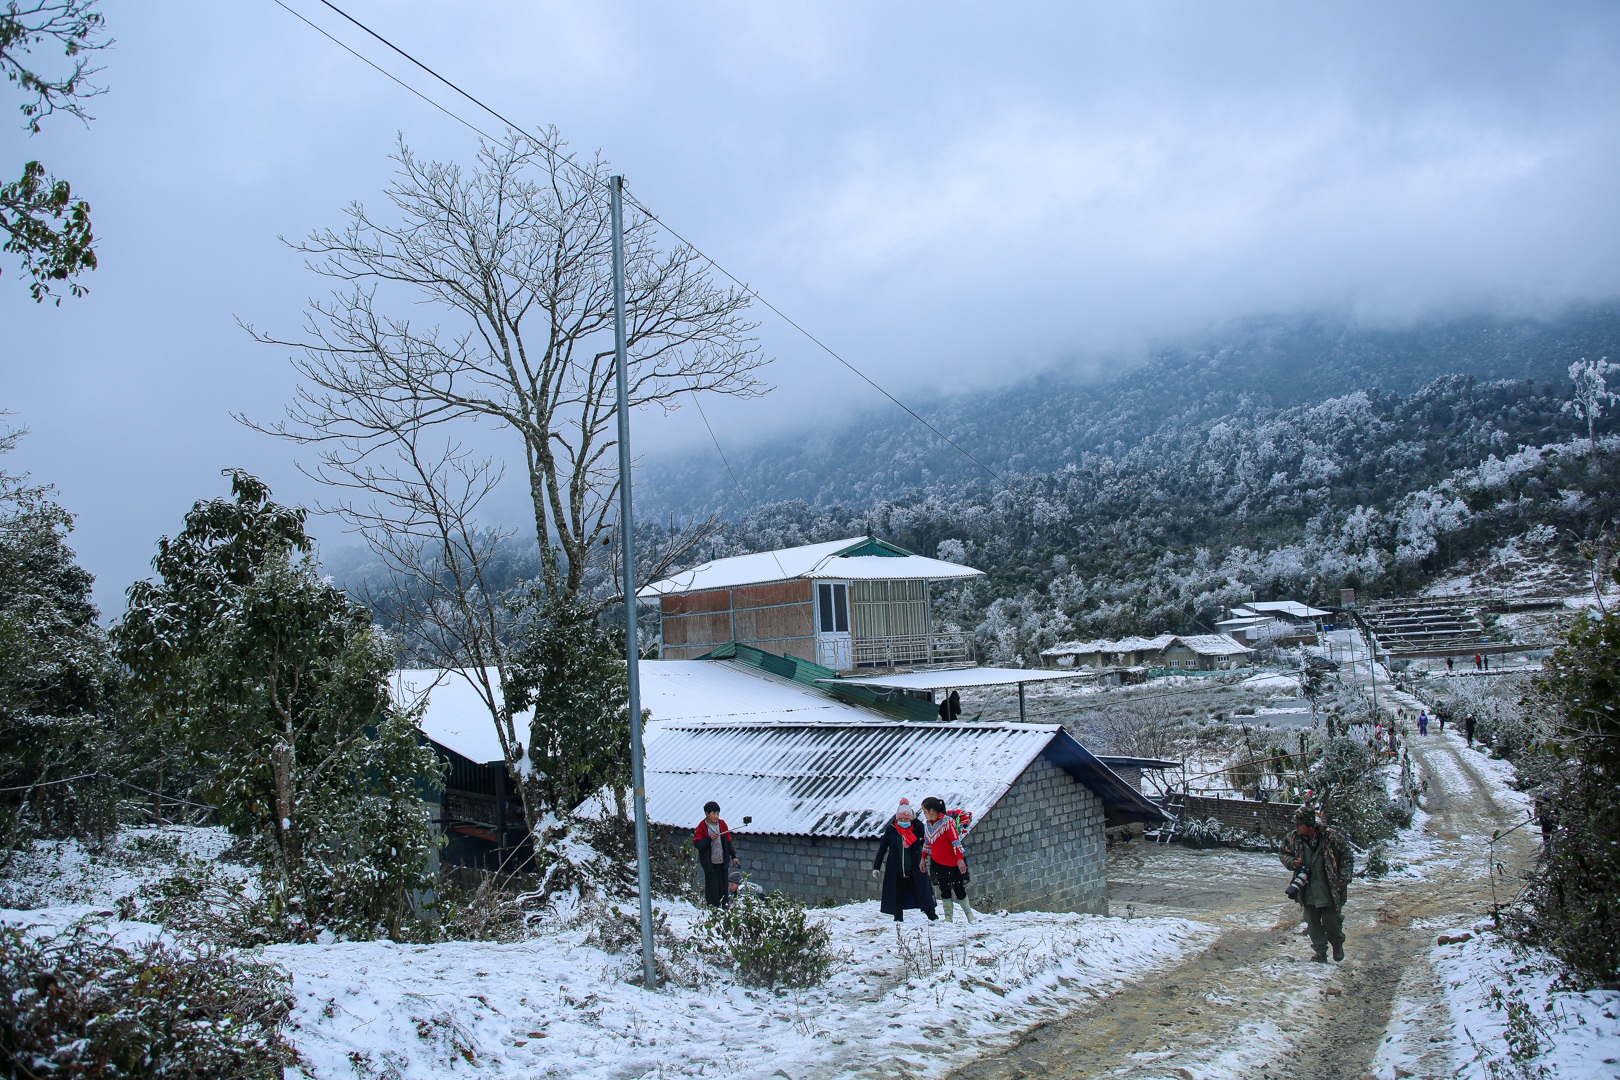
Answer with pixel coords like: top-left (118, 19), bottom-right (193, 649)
top-left (610, 174), bottom-right (657, 990)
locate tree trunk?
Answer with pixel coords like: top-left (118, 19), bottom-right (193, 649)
top-left (272, 741), bottom-right (297, 875)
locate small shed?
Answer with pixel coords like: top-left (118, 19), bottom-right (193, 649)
top-left (394, 668), bottom-right (528, 871)
top-left (640, 535), bottom-right (982, 672)
top-left (587, 674), bottom-right (1163, 913)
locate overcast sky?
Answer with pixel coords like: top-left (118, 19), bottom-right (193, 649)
top-left (5, 1), bottom-right (1619, 611)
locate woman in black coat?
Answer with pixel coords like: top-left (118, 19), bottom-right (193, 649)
top-left (872, 799), bottom-right (937, 922)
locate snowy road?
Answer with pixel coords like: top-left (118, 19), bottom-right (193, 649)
top-left (948, 728), bottom-right (1545, 1080)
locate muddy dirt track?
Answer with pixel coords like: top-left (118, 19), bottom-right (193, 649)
top-left (950, 730), bottom-right (1537, 1080)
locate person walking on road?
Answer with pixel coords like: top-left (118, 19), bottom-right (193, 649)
top-left (1279, 806), bottom-right (1354, 962)
top-left (1446, 656), bottom-right (1454, 673)
top-left (921, 796), bottom-right (974, 923)
top-left (873, 798), bottom-right (937, 924)
top-left (693, 801), bottom-right (740, 908)
top-left (1465, 713), bottom-right (1478, 748)
top-left (1418, 711), bottom-right (1429, 736)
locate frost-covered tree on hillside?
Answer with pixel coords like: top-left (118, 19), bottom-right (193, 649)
top-left (115, 472), bottom-right (441, 940)
top-left (1565, 357), bottom-right (1617, 451)
top-left (0, 425), bottom-right (119, 855)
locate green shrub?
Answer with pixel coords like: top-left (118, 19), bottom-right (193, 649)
top-left (1311, 736), bottom-right (1404, 847)
top-left (702, 892), bottom-right (834, 989)
top-left (0, 918), bottom-right (293, 1077)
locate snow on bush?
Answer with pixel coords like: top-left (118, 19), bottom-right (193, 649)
top-left (699, 891), bottom-right (835, 988)
top-left (0, 912), bottom-right (294, 1077)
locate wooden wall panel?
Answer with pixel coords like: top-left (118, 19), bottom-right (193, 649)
top-left (734, 580), bottom-right (812, 609)
top-left (662, 611), bottom-right (732, 647)
top-left (732, 603), bottom-right (813, 642)
top-left (662, 590), bottom-right (733, 617)
top-left (741, 636), bottom-right (818, 662)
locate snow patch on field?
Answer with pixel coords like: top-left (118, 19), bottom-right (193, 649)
top-left (270, 904), bottom-right (1217, 1079)
top-left (0, 826), bottom-right (243, 910)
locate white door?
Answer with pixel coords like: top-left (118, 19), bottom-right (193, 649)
top-left (814, 580), bottom-right (853, 670)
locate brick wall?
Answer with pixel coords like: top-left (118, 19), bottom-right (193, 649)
top-left (670, 752), bottom-right (1109, 914)
top-left (968, 753), bottom-right (1108, 915)
top-left (1167, 792), bottom-right (1299, 837)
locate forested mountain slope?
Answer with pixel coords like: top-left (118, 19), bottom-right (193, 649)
top-left (640, 305), bottom-right (1620, 515)
top-left (654, 306), bottom-right (1620, 663)
top-left (330, 307), bottom-right (1620, 664)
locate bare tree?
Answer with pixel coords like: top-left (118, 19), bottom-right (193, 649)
top-left (246, 128), bottom-right (767, 602)
top-left (242, 130), bottom-right (758, 855)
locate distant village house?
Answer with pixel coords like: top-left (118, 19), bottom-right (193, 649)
top-left (1040, 633), bottom-right (1252, 671)
top-left (640, 535), bottom-right (981, 672)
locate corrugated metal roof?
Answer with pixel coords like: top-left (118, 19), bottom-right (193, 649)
top-left (638, 536), bottom-right (982, 597)
top-left (600, 718), bottom-right (1165, 837)
top-left (633, 720), bottom-right (1058, 837)
top-left (1236, 601), bottom-right (1330, 618)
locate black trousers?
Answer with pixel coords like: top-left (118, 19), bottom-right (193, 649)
top-left (931, 863), bottom-right (968, 900)
top-left (702, 861), bottom-right (729, 907)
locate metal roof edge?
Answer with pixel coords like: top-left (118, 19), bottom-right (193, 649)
top-left (1042, 729), bottom-right (1168, 823)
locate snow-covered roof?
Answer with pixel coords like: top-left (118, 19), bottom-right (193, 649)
top-left (1040, 634), bottom-right (1177, 658)
top-left (395, 668), bottom-right (518, 766)
top-left (1234, 601), bottom-right (1330, 619)
top-left (1214, 615), bottom-right (1280, 629)
top-left (1041, 633), bottom-right (1251, 660)
top-left (1170, 634), bottom-right (1254, 656)
top-left (639, 659), bottom-right (878, 725)
top-left (586, 719), bottom-right (1161, 836)
top-left (638, 536), bottom-right (982, 597)
top-left (828, 668), bottom-right (1091, 691)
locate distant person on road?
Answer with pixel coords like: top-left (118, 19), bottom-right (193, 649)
top-left (1483, 654), bottom-right (1491, 672)
top-left (873, 798), bottom-right (938, 924)
top-left (1474, 653), bottom-right (1483, 671)
top-left (1465, 714), bottom-right (1478, 747)
top-left (1437, 709), bottom-right (1446, 733)
top-left (921, 796), bottom-right (974, 923)
top-left (1447, 656), bottom-right (1454, 673)
top-left (1418, 712), bottom-right (1429, 736)
top-left (1279, 807), bottom-right (1354, 963)
top-left (693, 801), bottom-right (740, 908)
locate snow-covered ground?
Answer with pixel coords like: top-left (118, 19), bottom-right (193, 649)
top-left (1429, 922), bottom-right (1620, 1080)
top-left (0, 828), bottom-right (1217, 1079)
top-left (269, 905), bottom-right (1214, 1079)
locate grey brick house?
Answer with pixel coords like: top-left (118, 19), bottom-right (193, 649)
top-left (590, 656), bottom-right (1165, 914)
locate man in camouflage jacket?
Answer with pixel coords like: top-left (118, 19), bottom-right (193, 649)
top-left (1279, 807), bottom-right (1354, 962)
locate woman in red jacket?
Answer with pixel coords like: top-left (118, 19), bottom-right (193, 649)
top-left (921, 796), bottom-right (974, 922)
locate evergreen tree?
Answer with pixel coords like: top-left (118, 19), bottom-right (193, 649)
top-left (1523, 591), bottom-right (1620, 983)
top-left (505, 593), bottom-right (632, 821)
top-left (114, 471), bottom-right (441, 940)
top-left (0, 430), bottom-right (118, 854)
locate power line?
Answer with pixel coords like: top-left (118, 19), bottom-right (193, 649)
top-left (280, 0), bottom-right (1004, 486)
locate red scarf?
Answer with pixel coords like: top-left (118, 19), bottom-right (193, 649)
top-left (894, 818), bottom-right (918, 846)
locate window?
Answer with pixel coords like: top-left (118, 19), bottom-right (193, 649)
top-left (816, 582), bottom-right (849, 633)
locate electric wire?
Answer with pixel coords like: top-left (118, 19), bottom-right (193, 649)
top-left (284, 0), bottom-right (1004, 485)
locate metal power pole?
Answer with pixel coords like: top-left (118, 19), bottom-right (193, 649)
top-left (610, 174), bottom-right (657, 990)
